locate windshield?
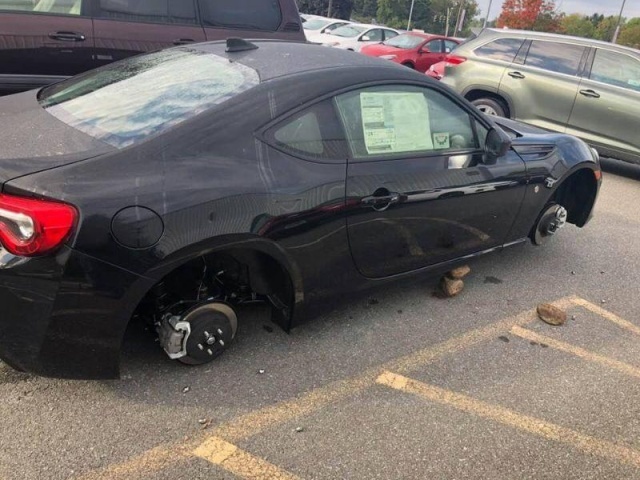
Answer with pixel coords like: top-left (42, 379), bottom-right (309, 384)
top-left (331, 25), bottom-right (366, 38)
top-left (384, 34), bottom-right (426, 49)
top-left (39, 49), bottom-right (259, 148)
top-left (303, 18), bottom-right (331, 30)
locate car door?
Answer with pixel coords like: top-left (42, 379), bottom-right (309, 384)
top-left (91, 0), bottom-right (205, 67)
top-left (416, 39), bottom-right (445, 72)
top-left (335, 84), bottom-right (527, 278)
top-left (566, 48), bottom-right (640, 163)
top-left (498, 39), bottom-right (587, 132)
top-left (0, 0), bottom-right (94, 91)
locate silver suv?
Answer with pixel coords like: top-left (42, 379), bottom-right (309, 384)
top-left (442, 28), bottom-right (640, 165)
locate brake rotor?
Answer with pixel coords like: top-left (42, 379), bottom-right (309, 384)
top-left (533, 204), bottom-right (568, 246)
top-left (179, 302), bottom-right (238, 365)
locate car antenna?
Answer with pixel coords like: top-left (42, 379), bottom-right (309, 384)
top-left (226, 38), bottom-right (259, 53)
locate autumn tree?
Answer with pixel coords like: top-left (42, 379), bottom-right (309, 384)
top-left (496, 0), bottom-right (558, 30)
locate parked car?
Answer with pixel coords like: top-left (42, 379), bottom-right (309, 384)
top-left (0, 0), bottom-right (305, 96)
top-left (321, 23), bottom-right (399, 51)
top-left (442, 28), bottom-right (640, 165)
top-left (302, 14), bottom-right (351, 43)
top-left (361, 32), bottom-right (460, 72)
top-left (0, 38), bottom-right (600, 379)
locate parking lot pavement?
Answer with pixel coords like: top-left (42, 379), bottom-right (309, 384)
top-left (1, 161), bottom-right (639, 480)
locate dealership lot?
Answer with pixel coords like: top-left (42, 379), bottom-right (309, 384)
top-left (0, 158), bottom-right (637, 479)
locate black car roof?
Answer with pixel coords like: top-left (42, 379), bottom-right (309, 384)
top-left (194, 39), bottom-right (400, 82)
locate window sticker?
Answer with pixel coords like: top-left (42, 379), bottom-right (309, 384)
top-left (360, 92), bottom-right (433, 155)
top-left (433, 132), bottom-right (450, 149)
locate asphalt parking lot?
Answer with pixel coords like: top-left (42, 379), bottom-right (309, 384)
top-left (1, 158), bottom-right (639, 480)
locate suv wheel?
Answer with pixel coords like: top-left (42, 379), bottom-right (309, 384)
top-left (471, 98), bottom-right (506, 117)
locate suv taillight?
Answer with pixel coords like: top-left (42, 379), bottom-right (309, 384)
top-left (0, 194), bottom-right (77, 257)
top-left (445, 55), bottom-right (467, 66)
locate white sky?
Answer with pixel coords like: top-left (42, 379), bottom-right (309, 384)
top-left (477, 0), bottom-right (639, 21)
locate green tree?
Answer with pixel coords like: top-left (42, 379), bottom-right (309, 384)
top-left (619, 17), bottom-right (640, 48)
top-left (594, 15), bottom-right (620, 41)
top-left (352, 0), bottom-right (378, 20)
top-left (560, 13), bottom-right (596, 38)
top-left (297, 0), bottom-right (354, 19)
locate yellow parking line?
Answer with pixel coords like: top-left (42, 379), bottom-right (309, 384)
top-left (511, 326), bottom-right (640, 379)
top-left (77, 297), bottom-right (573, 479)
top-left (194, 437), bottom-right (300, 480)
top-left (377, 371), bottom-right (640, 468)
top-left (571, 297), bottom-right (640, 337)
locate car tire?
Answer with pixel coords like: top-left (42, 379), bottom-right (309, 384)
top-left (471, 98), bottom-right (506, 117)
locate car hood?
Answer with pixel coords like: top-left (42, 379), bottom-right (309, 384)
top-left (0, 90), bottom-right (113, 185)
top-left (361, 44), bottom-right (401, 56)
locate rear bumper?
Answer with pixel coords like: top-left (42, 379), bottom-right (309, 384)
top-left (0, 246), bottom-right (152, 379)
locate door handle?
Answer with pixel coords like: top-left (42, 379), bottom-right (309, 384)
top-left (362, 192), bottom-right (401, 211)
top-left (48, 31), bottom-right (86, 42)
top-left (508, 71), bottom-right (525, 79)
top-left (579, 89), bottom-right (600, 98)
top-left (173, 38), bottom-right (195, 45)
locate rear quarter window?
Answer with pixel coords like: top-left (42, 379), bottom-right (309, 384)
top-left (39, 49), bottom-right (259, 148)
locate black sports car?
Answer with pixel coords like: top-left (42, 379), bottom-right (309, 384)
top-left (0, 39), bottom-right (601, 379)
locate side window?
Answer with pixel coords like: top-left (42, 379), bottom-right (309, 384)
top-left (268, 99), bottom-right (347, 161)
top-left (444, 40), bottom-right (458, 53)
top-left (324, 22), bottom-right (346, 33)
top-left (0, 0), bottom-right (82, 14)
top-left (97, 0), bottom-right (196, 24)
top-left (425, 40), bottom-right (443, 53)
top-left (335, 85), bottom-right (479, 161)
top-left (474, 38), bottom-right (524, 63)
top-left (590, 49), bottom-right (640, 92)
top-left (364, 29), bottom-right (383, 42)
top-left (525, 41), bottom-right (586, 76)
top-left (199, 0), bottom-right (282, 31)
top-left (384, 29), bottom-right (398, 40)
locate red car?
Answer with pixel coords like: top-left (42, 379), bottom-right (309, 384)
top-left (361, 32), bottom-right (460, 72)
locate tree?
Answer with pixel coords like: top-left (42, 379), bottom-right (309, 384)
top-left (496, 0), bottom-right (558, 30)
top-left (560, 13), bottom-right (596, 38)
top-left (619, 17), bottom-right (640, 48)
top-left (594, 15), bottom-right (620, 41)
top-left (297, 0), bottom-right (353, 19)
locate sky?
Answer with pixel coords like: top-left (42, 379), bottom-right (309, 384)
top-left (477, 0), bottom-right (640, 21)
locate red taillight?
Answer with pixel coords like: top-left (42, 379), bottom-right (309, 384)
top-left (445, 55), bottom-right (467, 66)
top-left (0, 194), bottom-right (77, 257)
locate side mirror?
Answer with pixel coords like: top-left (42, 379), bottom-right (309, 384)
top-left (361, 35), bottom-right (371, 42)
top-left (484, 127), bottom-right (511, 165)
top-left (419, 47), bottom-right (429, 53)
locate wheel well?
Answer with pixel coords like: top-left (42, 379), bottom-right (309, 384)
top-left (464, 90), bottom-right (511, 118)
top-left (554, 168), bottom-right (598, 227)
top-left (401, 61), bottom-right (415, 68)
top-left (133, 248), bottom-right (294, 330)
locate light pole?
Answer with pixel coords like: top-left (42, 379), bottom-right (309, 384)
top-left (327, 0), bottom-right (333, 18)
top-left (612, 0), bottom-right (627, 43)
top-left (483, 0), bottom-right (494, 29)
top-left (407, 0), bottom-right (416, 31)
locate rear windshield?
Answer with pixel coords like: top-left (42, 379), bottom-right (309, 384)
top-left (39, 49), bottom-right (259, 148)
top-left (384, 34), bottom-right (426, 49)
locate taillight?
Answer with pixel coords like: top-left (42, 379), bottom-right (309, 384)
top-left (0, 194), bottom-right (77, 257)
top-left (445, 55), bottom-right (467, 66)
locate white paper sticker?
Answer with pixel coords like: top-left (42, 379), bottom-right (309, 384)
top-left (361, 92), bottom-right (433, 155)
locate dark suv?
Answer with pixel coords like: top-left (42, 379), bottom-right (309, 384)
top-left (0, 0), bottom-right (304, 95)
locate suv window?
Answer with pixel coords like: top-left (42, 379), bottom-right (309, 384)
top-left (39, 49), bottom-right (259, 148)
top-left (96, 0), bottom-right (196, 24)
top-left (335, 85), bottom-right (480, 160)
top-left (199, 0), bottom-right (282, 31)
top-left (270, 99), bottom-right (347, 161)
top-left (525, 41), bottom-right (586, 76)
top-left (475, 38), bottom-right (524, 63)
top-left (0, 0), bottom-right (82, 14)
top-left (590, 49), bottom-right (640, 92)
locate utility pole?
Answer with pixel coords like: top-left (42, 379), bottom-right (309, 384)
top-left (327, 0), bottom-right (333, 18)
top-left (483, 0), bottom-right (493, 29)
top-left (455, 0), bottom-right (465, 33)
top-left (445, 7), bottom-right (451, 37)
top-left (612, 0), bottom-right (627, 43)
top-left (407, 0), bottom-right (416, 30)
